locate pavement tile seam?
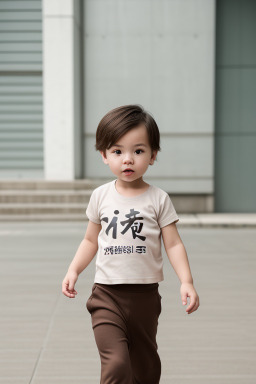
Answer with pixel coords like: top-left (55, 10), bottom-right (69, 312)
top-left (161, 375), bottom-right (256, 378)
top-left (8, 374), bottom-right (256, 379)
top-left (29, 294), bottom-right (63, 384)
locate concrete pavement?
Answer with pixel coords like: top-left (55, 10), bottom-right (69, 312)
top-left (1, 220), bottom-right (256, 383)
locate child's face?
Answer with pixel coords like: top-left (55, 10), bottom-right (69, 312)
top-left (101, 124), bottom-right (157, 184)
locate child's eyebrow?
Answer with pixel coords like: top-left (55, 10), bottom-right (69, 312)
top-left (113, 143), bottom-right (147, 148)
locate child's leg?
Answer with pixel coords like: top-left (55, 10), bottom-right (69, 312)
top-left (128, 287), bottom-right (162, 383)
top-left (86, 284), bottom-right (133, 384)
top-left (86, 283), bottom-right (161, 384)
top-left (93, 317), bottom-right (133, 384)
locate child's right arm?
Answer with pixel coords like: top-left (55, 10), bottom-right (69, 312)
top-left (62, 220), bottom-right (101, 298)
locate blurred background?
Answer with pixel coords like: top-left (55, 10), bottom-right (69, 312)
top-left (0, 0), bottom-right (255, 221)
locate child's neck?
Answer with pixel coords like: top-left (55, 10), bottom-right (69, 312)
top-left (115, 178), bottom-right (149, 197)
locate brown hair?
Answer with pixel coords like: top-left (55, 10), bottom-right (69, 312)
top-left (95, 105), bottom-right (161, 155)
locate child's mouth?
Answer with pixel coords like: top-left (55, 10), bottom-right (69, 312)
top-left (123, 169), bottom-right (134, 175)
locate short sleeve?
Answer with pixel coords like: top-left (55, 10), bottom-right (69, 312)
top-left (157, 192), bottom-right (179, 228)
top-left (86, 190), bottom-right (101, 224)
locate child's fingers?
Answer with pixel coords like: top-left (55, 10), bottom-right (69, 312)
top-left (180, 283), bottom-right (200, 314)
top-left (68, 280), bottom-right (75, 292)
top-left (186, 296), bottom-right (199, 314)
top-left (181, 293), bottom-right (188, 305)
top-left (68, 289), bottom-right (78, 296)
top-left (64, 289), bottom-right (77, 298)
top-left (62, 280), bottom-right (77, 298)
top-left (62, 282), bottom-right (70, 297)
top-left (67, 281), bottom-right (78, 296)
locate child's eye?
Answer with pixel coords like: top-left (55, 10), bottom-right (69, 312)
top-left (113, 149), bottom-right (121, 155)
top-left (135, 149), bottom-right (144, 154)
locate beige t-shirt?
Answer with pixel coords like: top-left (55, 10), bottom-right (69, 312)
top-left (86, 179), bottom-right (179, 284)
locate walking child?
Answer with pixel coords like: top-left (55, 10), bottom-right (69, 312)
top-left (62, 104), bottom-right (200, 384)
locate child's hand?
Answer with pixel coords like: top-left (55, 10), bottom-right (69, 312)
top-left (62, 270), bottom-right (78, 298)
top-left (180, 282), bottom-right (200, 314)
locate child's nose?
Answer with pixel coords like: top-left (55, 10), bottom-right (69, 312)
top-left (123, 154), bottom-right (134, 164)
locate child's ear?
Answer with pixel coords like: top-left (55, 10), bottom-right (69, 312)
top-left (149, 150), bottom-right (158, 165)
top-left (100, 151), bottom-right (109, 165)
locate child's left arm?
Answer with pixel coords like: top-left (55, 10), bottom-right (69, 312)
top-left (161, 223), bottom-right (200, 315)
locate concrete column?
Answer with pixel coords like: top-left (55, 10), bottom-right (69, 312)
top-left (42, 0), bottom-right (82, 180)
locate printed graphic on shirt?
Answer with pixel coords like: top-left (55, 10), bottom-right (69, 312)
top-left (102, 208), bottom-right (146, 241)
top-left (104, 245), bottom-right (146, 255)
top-left (102, 208), bottom-right (147, 255)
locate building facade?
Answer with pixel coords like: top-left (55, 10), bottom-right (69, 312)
top-left (0, 0), bottom-right (255, 213)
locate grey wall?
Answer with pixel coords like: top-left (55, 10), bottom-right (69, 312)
top-left (82, 0), bottom-right (215, 193)
top-left (215, 0), bottom-right (256, 212)
top-left (0, 0), bottom-right (43, 179)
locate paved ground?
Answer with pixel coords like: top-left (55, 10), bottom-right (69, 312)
top-left (1, 221), bottom-right (256, 384)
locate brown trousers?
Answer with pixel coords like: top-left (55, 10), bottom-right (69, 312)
top-left (86, 282), bottom-right (162, 384)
